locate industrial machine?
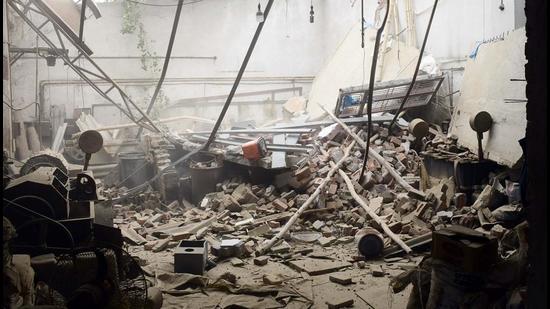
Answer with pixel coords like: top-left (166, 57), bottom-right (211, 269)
top-left (3, 130), bottom-right (147, 308)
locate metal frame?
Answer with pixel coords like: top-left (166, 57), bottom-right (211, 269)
top-left (334, 74), bottom-right (445, 117)
top-left (7, 0), bottom-right (161, 134)
top-left (9, 46), bottom-right (68, 65)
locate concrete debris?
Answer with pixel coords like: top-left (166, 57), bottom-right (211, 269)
top-left (329, 272), bottom-right (353, 285)
top-left (326, 296), bottom-right (354, 309)
top-left (253, 256), bottom-right (269, 266)
top-left (98, 113), bottom-right (525, 309)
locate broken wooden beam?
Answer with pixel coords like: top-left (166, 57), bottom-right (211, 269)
top-left (256, 140), bottom-right (357, 255)
top-left (335, 165), bottom-right (412, 254)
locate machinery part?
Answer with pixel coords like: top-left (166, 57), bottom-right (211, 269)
top-left (409, 118), bottom-right (430, 139)
top-left (78, 130), bottom-right (104, 171)
top-left (355, 227), bottom-right (385, 259)
top-left (469, 111), bottom-right (493, 161)
top-left (20, 151), bottom-right (69, 176)
top-left (469, 111), bottom-right (493, 133)
top-left (69, 172), bottom-right (98, 201)
top-left (4, 167), bottom-right (69, 220)
top-left (78, 130), bottom-right (103, 154)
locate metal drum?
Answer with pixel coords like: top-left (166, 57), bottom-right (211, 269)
top-left (355, 227), bottom-right (385, 259)
top-left (189, 152), bottom-right (223, 205)
top-left (118, 152), bottom-right (153, 189)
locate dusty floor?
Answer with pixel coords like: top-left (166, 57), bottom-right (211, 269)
top-left (130, 240), bottom-right (417, 308)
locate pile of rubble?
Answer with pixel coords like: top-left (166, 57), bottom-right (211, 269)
top-left (105, 117), bottom-right (526, 308)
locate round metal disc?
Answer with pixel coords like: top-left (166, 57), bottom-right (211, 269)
top-left (469, 111), bottom-right (493, 133)
top-left (78, 130), bottom-right (103, 154)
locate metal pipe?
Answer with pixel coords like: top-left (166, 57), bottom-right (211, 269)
top-left (385, 0), bottom-right (439, 137)
top-left (180, 128), bottom-right (313, 135)
top-left (136, 0), bottom-right (184, 138)
top-left (358, 0), bottom-right (390, 184)
top-left (203, 0), bottom-right (276, 150)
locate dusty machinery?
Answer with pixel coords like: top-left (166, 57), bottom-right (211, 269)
top-left (3, 130), bottom-right (147, 308)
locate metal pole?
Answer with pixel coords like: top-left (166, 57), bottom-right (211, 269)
top-left (136, 0), bottom-right (184, 138)
top-left (384, 0), bottom-right (439, 138)
top-left (78, 0), bottom-right (87, 42)
top-left (358, 0), bottom-right (390, 184)
top-left (202, 0), bottom-right (276, 150)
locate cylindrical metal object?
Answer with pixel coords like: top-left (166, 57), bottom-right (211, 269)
top-left (118, 152), bottom-right (153, 189)
top-left (409, 118), bottom-right (429, 139)
top-left (189, 152), bottom-right (223, 205)
top-left (355, 227), bottom-right (385, 258)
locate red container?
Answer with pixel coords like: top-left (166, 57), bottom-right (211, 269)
top-left (241, 137), bottom-right (267, 160)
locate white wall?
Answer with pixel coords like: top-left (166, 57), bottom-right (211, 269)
top-left (7, 0), bottom-right (524, 128)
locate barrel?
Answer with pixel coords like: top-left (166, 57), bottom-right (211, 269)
top-left (118, 152), bottom-right (153, 189)
top-left (355, 227), bottom-right (385, 259)
top-left (189, 152), bottom-right (223, 205)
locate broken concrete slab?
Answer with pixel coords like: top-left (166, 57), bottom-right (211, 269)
top-left (253, 256), bottom-right (269, 266)
top-left (329, 272), bottom-right (353, 285)
top-left (327, 296), bottom-right (354, 309)
top-left (318, 236), bottom-right (337, 247)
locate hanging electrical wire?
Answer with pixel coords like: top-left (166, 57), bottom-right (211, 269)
top-left (309, 0), bottom-right (314, 23)
top-left (3, 99), bottom-right (38, 111)
top-left (358, 0), bottom-right (390, 184)
top-left (361, 0), bottom-right (364, 48)
top-left (384, 0), bottom-right (439, 140)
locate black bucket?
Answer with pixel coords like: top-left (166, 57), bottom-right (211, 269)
top-left (118, 152), bottom-right (153, 189)
top-left (189, 152), bottom-right (223, 205)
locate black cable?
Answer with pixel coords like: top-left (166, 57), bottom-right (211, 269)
top-left (136, 0), bottom-right (184, 138)
top-left (361, 0), bottom-right (364, 48)
top-left (384, 0), bottom-right (439, 140)
top-left (358, 0), bottom-right (391, 184)
top-left (3, 198), bottom-right (76, 249)
top-left (3, 100), bottom-right (37, 111)
top-left (203, 0), bottom-right (276, 150)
